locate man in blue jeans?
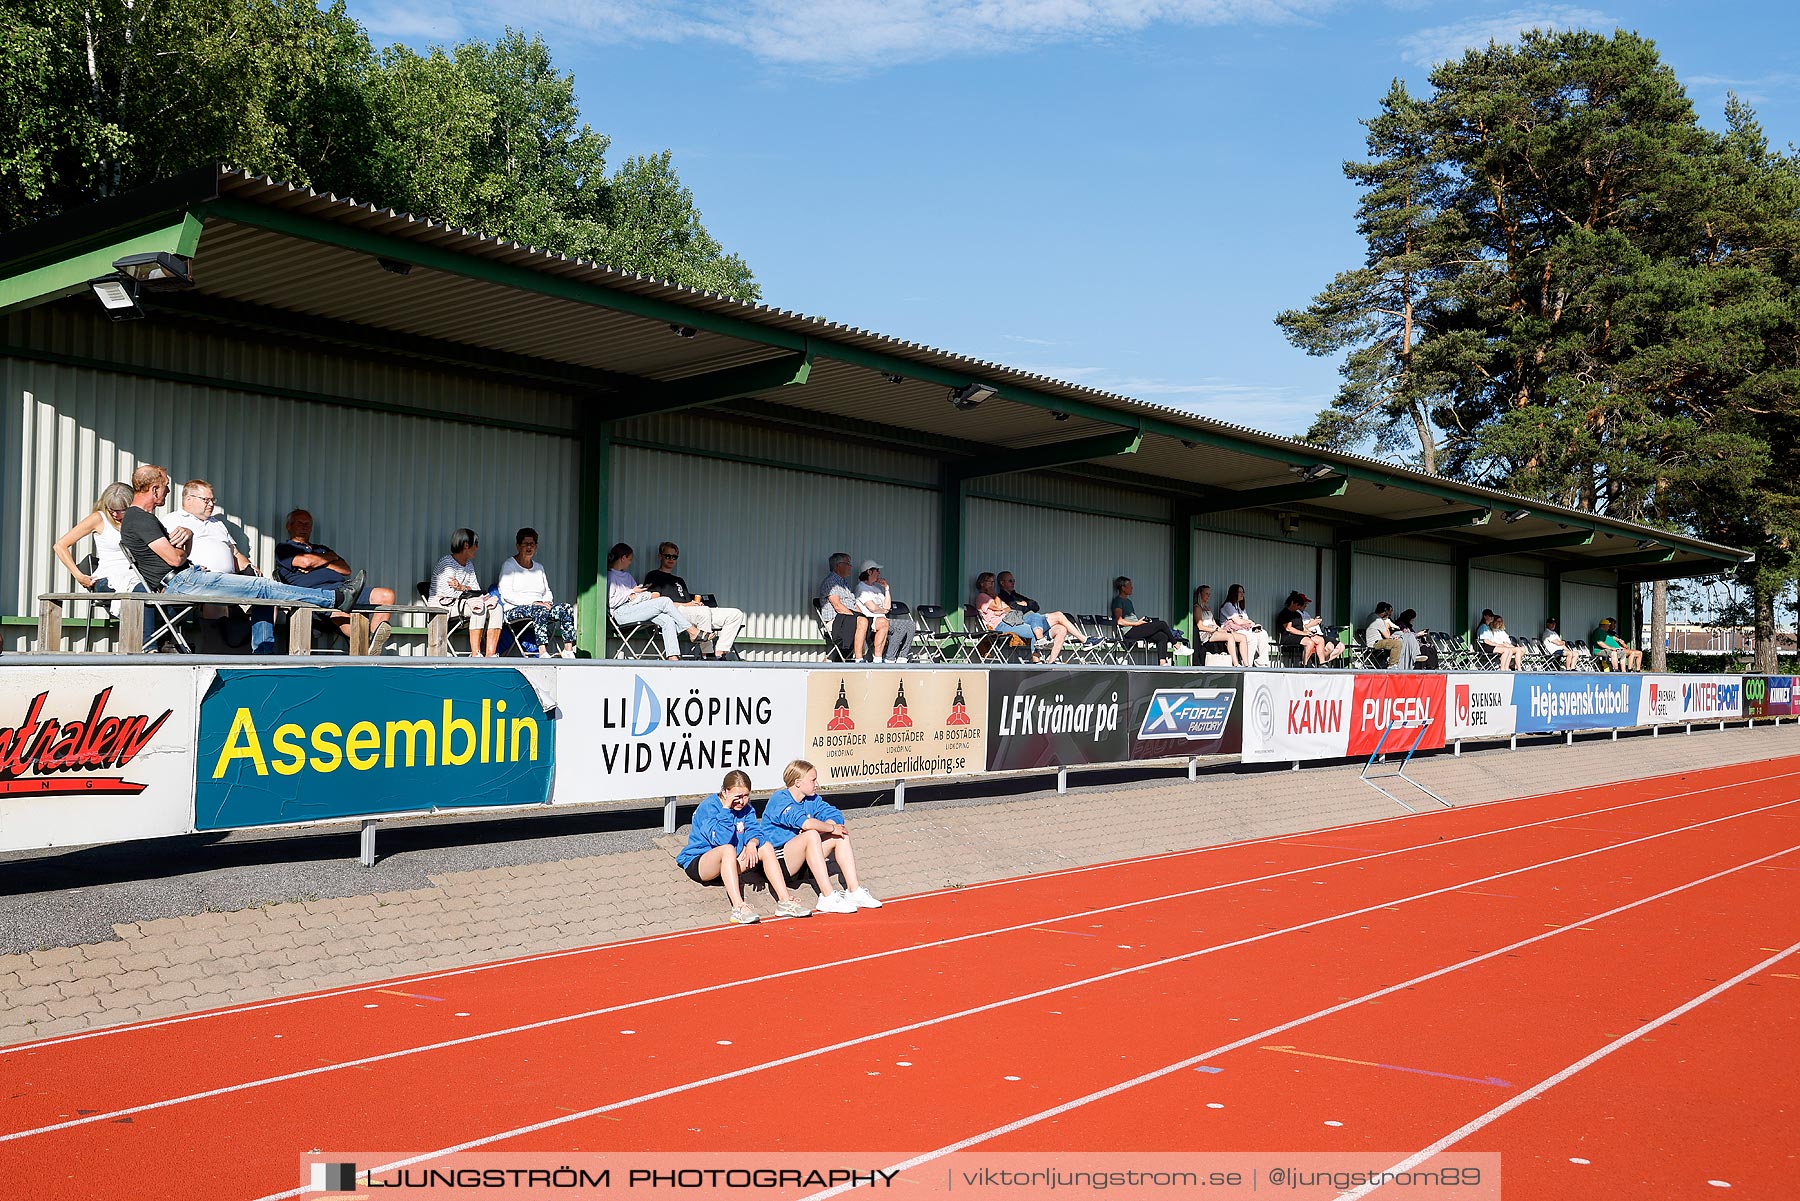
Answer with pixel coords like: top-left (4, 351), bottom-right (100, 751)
top-left (118, 465), bottom-right (363, 652)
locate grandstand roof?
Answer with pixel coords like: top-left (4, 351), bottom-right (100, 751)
top-left (0, 165), bottom-right (1745, 579)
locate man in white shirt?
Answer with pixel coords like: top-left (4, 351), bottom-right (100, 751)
top-left (1539, 617), bottom-right (1578, 670)
top-left (166, 479), bottom-right (266, 652)
top-left (1363, 601), bottom-right (1410, 669)
top-left (815, 551), bottom-right (868, 661)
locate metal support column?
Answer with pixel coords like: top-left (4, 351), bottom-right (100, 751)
top-left (576, 415), bottom-right (611, 658)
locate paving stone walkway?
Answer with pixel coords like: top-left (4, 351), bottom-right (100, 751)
top-left (2, 724), bottom-right (1793, 1045)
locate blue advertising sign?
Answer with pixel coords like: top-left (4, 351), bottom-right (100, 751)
top-left (1512, 674), bottom-right (1640, 733)
top-left (196, 667), bottom-right (554, 829)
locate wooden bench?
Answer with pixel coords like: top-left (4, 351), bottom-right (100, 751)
top-left (355, 604), bottom-right (453, 656)
top-left (37, 593), bottom-right (459, 656)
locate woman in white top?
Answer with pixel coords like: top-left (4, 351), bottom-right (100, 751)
top-left (1218, 583), bottom-right (1272, 667)
top-left (853, 560), bottom-right (915, 662)
top-left (1478, 613), bottom-right (1527, 671)
top-left (53, 482), bottom-right (144, 594)
top-left (497, 527), bottom-right (578, 658)
top-left (607, 543), bottom-right (695, 659)
top-left (430, 527), bottom-right (504, 656)
top-left (1191, 584), bottom-right (1249, 666)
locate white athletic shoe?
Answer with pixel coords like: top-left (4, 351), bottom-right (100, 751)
top-left (815, 890), bottom-right (859, 914)
top-left (844, 886), bottom-right (883, 909)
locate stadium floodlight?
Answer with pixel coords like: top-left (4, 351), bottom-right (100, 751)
top-left (111, 251), bottom-right (193, 289)
top-left (949, 382), bottom-right (997, 411)
top-left (1290, 463), bottom-right (1335, 482)
top-left (1504, 509), bottom-right (1531, 523)
top-left (89, 276), bottom-right (143, 320)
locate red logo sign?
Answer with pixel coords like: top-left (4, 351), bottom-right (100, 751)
top-left (0, 688), bottom-right (173, 796)
top-left (1349, 675), bottom-right (1447, 756)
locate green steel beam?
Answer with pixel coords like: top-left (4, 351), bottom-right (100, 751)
top-left (1454, 550), bottom-right (1473, 643)
top-left (1469, 531), bottom-right (1595, 558)
top-left (194, 196), bottom-right (1747, 566)
top-left (1334, 541), bottom-right (1354, 634)
top-left (576, 417), bottom-right (612, 658)
top-left (948, 429), bottom-right (1142, 480)
top-left (1173, 476), bottom-right (1350, 512)
top-left (1546, 567), bottom-right (1564, 623)
top-left (1616, 559), bottom-right (1738, 583)
top-left (1576, 549), bottom-right (1677, 570)
top-left (1345, 508), bottom-right (1491, 540)
top-left (0, 213), bottom-right (203, 313)
top-left (603, 353), bottom-right (813, 422)
top-left (1171, 502), bottom-right (1200, 639)
top-left (939, 467), bottom-right (967, 616)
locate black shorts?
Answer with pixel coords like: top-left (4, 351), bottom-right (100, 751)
top-left (682, 857), bottom-right (716, 885)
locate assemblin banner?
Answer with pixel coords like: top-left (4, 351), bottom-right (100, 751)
top-left (196, 666), bottom-right (556, 829)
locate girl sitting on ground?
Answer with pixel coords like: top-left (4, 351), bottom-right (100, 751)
top-left (676, 769), bottom-right (812, 925)
top-left (759, 760), bottom-right (882, 913)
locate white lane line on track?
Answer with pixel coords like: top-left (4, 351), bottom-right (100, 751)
top-left (218, 811), bottom-right (1800, 1200)
top-left (799, 844), bottom-right (1800, 1201)
top-left (12, 762), bottom-right (1789, 1058)
top-left (7, 791), bottom-right (1794, 1145)
top-left (1336, 939), bottom-right (1800, 1200)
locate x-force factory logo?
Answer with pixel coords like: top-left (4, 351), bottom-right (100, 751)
top-left (1251, 683), bottom-right (1276, 742)
top-left (1139, 689), bottom-right (1236, 741)
top-left (0, 688), bottom-right (173, 796)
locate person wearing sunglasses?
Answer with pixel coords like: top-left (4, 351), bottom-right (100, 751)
top-left (641, 541), bottom-right (747, 661)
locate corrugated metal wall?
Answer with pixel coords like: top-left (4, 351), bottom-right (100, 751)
top-left (609, 447), bottom-right (938, 658)
top-left (616, 410), bottom-right (940, 488)
top-left (1561, 582), bottom-right (1619, 641)
top-left (965, 499), bottom-right (1171, 619)
top-left (1192, 530), bottom-right (1329, 629)
top-left (1354, 553), bottom-right (1456, 630)
top-left (4, 356), bottom-right (577, 650)
top-left (1471, 566), bottom-right (1547, 635)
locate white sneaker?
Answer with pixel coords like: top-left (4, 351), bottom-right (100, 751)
top-left (815, 890), bottom-right (859, 914)
top-left (1171, 642), bottom-right (1193, 656)
top-left (844, 886), bottom-right (883, 909)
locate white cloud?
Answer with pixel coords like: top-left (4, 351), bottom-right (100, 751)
top-left (359, 3), bottom-right (469, 44)
top-left (1399, 6), bottom-right (1612, 69)
top-left (356, 0), bottom-right (1342, 72)
top-left (1001, 333), bottom-right (1060, 346)
top-left (1006, 362), bottom-right (1325, 434)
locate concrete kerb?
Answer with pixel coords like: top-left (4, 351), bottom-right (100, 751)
top-left (0, 724), bottom-right (1794, 1046)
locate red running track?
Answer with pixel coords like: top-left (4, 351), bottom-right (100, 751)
top-left (3, 755), bottom-right (1797, 1200)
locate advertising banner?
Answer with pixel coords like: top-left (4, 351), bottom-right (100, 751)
top-left (196, 667), bottom-right (555, 829)
top-left (1743, 675), bottom-right (1791, 719)
top-left (1513, 674), bottom-right (1640, 733)
top-left (986, 669), bottom-right (1128, 770)
top-left (0, 666), bottom-right (199, 852)
top-left (557, 667), bottom-right (806, 800)
top-left (1445, 673), bottom-right (1518, 741)
top-left (1639, 674), bottom-right (1743, 724)
top-left (1347, 673), bottom-right (1447, 755)
top-left (1128, 673), bottom-right (1243, 759)
top-left (1241, 672), bottom-right (1355, 764)
top-left (804, 670), bottom-right (989, 784)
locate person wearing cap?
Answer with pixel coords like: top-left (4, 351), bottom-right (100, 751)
top-left (1477, 613), bottom-right (1527, 670)
top-left (1278, 590), bottom-right (1342, 666)
top-left (853, 559), bottom-right (915, 662)
top-left (1540, 617), bottom-right (1578, 670)
top-left (1591, 618), bottom-right (1642, 671)
top-left (815, 552), bottom-right (868, 661)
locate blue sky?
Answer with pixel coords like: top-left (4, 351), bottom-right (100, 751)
top-left (351, 1), bottom-right (1800, 444)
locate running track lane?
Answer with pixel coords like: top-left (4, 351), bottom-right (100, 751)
top-left (3, 761), bottom-right (1796, 1201)
top-left (6, 756), bottom-right (1788, 1129)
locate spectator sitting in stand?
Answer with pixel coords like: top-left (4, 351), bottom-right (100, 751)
top-left (1474, 609), bottom-right (1496, 647)
top-left (1219, 584), bottom-right (1272, 667)
top-left (1592, 618), bottom-right (1643, 671)
top-left (498, 527), bottom-right (579, 658)
top-left (996, 571), bottom-right (1092, 659)
top-left (53, 482), bottom-right (143, 596)
top-left (167, 479), bottom-right (266, 652)
top-left (1396, 609), bottom-right (1434, 670)
top-left (854, 560), bottom-right (915, 662)
top-left (1192, 585), bottom-right (1248, 666)
top-left (610, 542), bottom-right (696, 660)
top-left (276, 508), bottom-right (399, 654)
top-left (118, 465), bottom-right (363, 651)
top-left (432, 528), bottom-right (505, 657)
top-left (1277, 591), bottom-right (1342, 665)
top-left (1478, 612), bottom-right (1527, 670)
top-left (1364, 601), bottom-right (1409, 669)
top-left (1112, 576), bottom-right (1190, 666)
top-left (643, 541), bottom-right (747, 661)
top-left (1540, 617), bottom-right (1579, 670)
top-left (816, 552), bottom-right (869, 661)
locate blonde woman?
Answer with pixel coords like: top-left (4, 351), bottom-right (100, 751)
top-left (53, 482), bottom-right (143, 593)
top-left (759, 760), bottom-right (882, 912)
